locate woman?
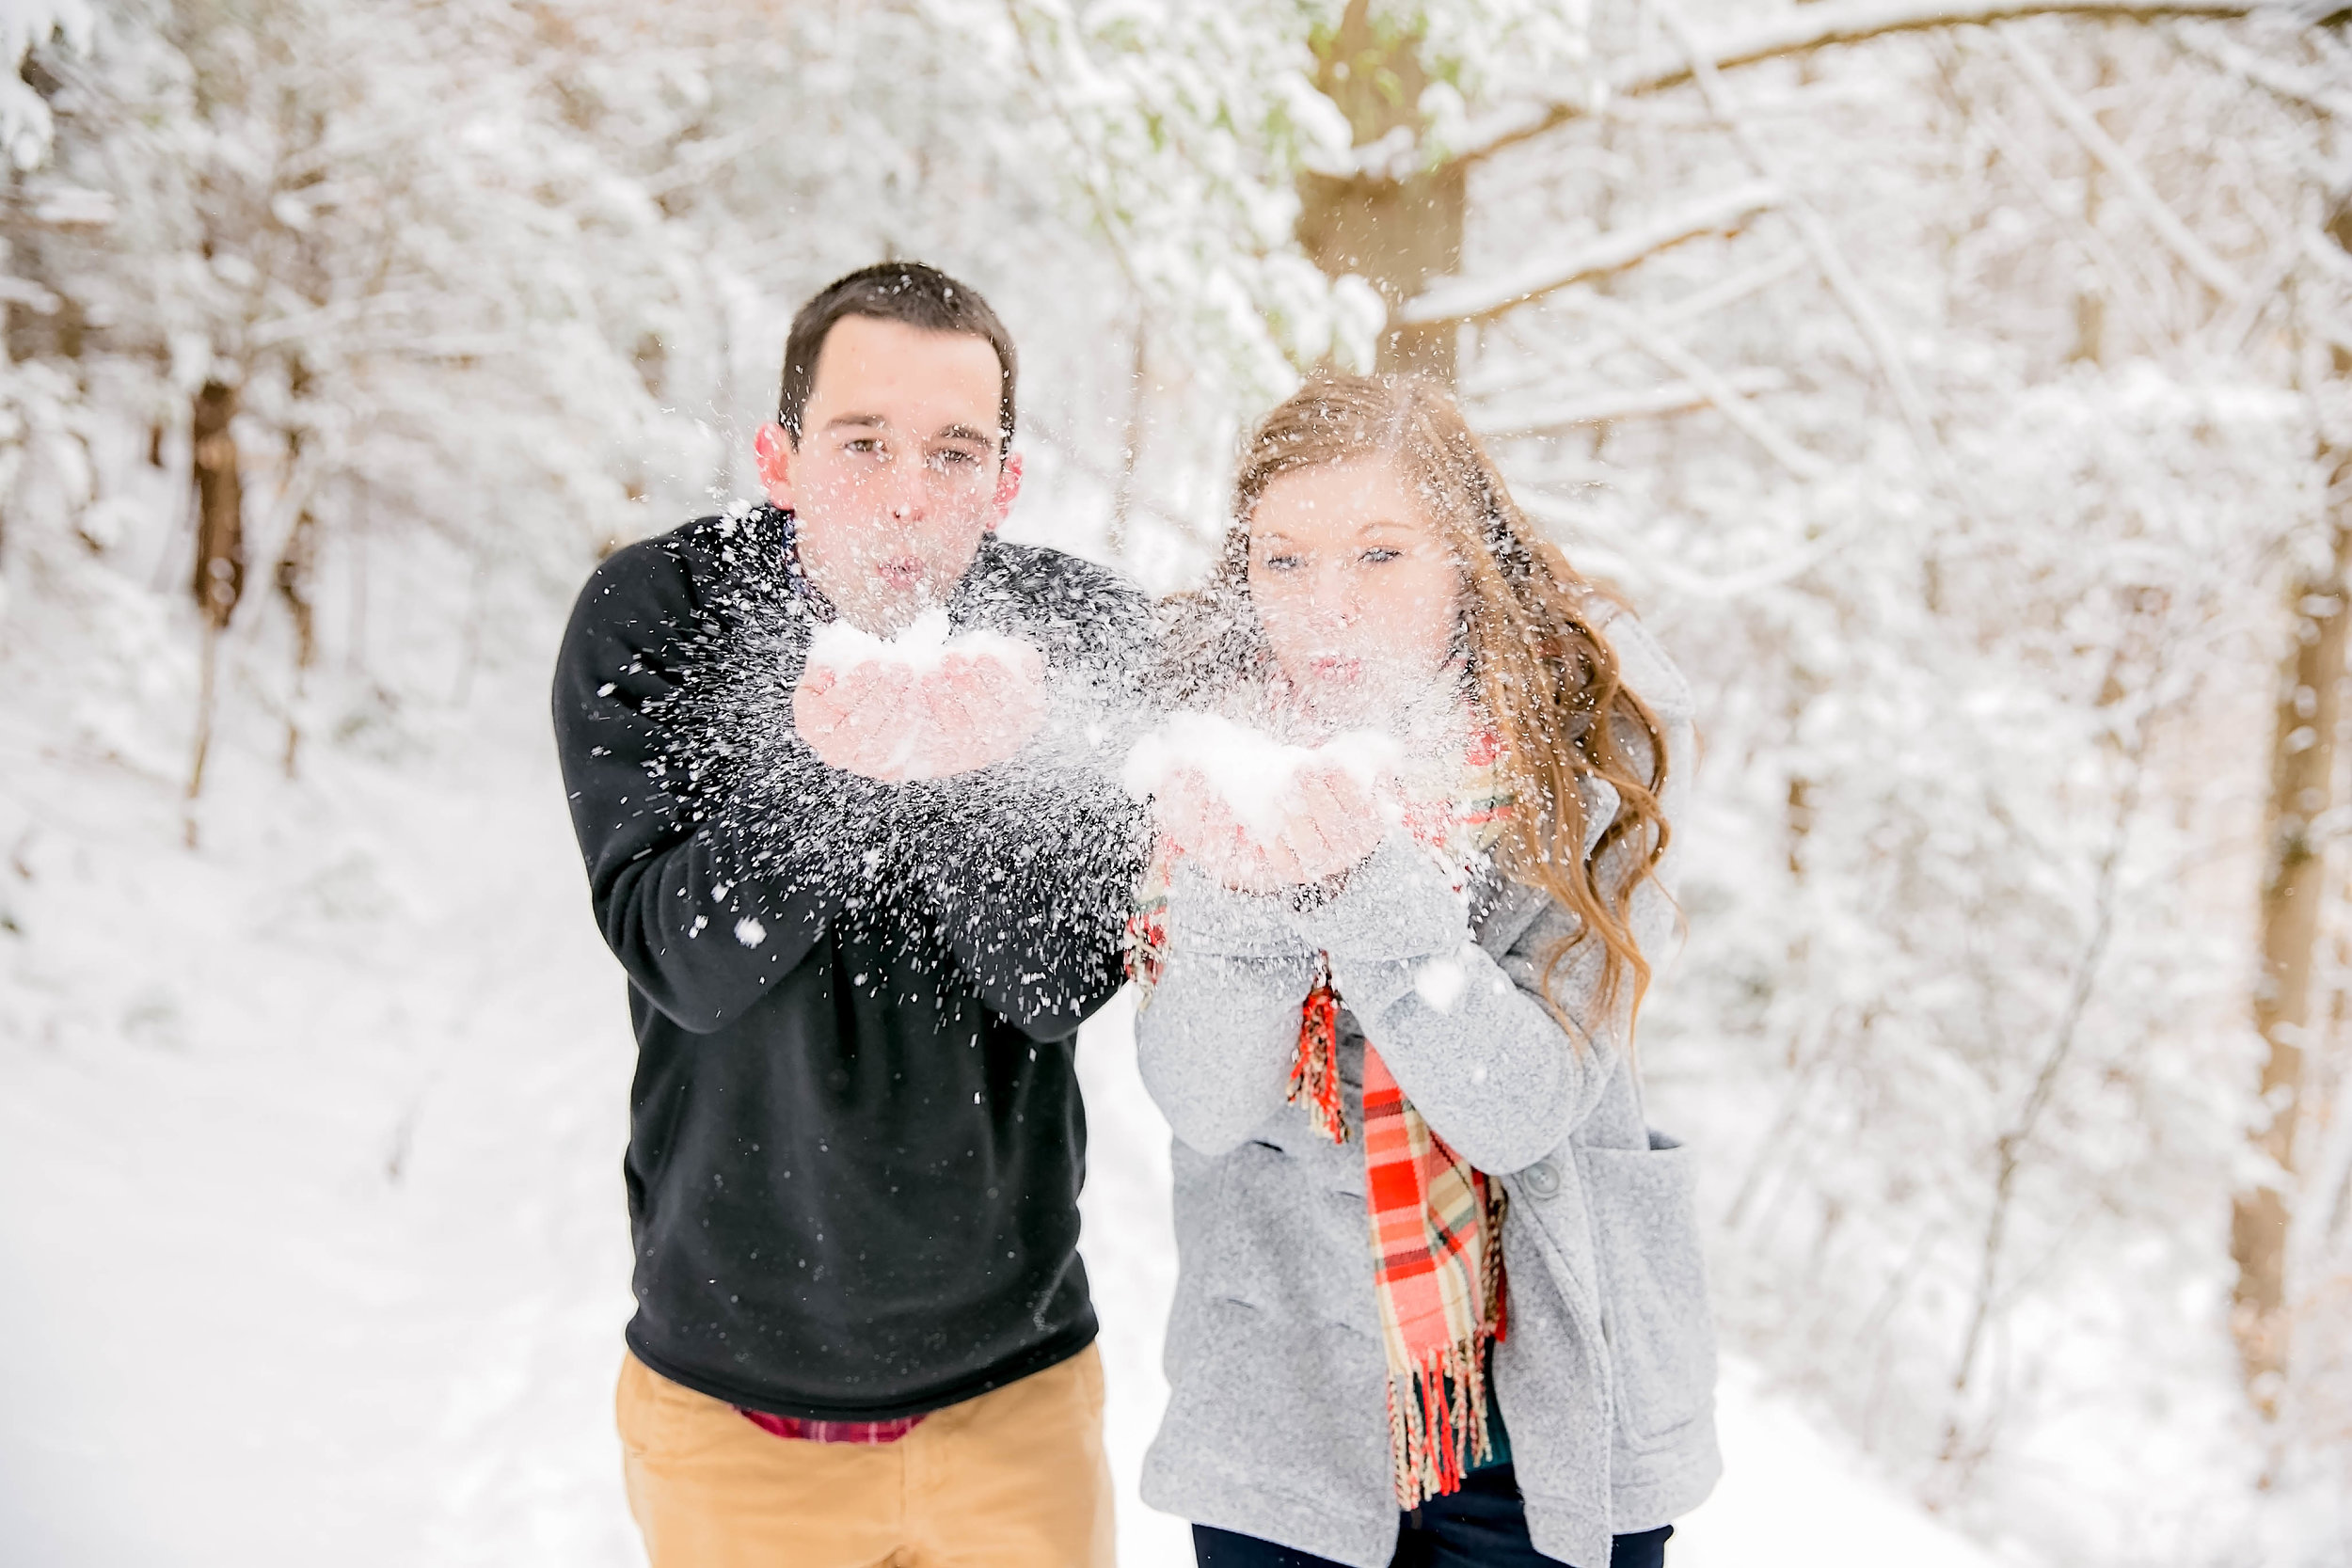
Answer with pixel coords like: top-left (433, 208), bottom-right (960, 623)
top-left (1126, 372), bottom-right (1719, 1568)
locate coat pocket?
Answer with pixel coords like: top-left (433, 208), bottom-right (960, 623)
top-left (1576, 1132), bottom-right (1717, 1449)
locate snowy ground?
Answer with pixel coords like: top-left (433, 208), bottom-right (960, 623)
top-left (0, 657), bottom-right (2014, 1566)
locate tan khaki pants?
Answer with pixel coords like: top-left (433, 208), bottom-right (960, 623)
top-left (616, 1347), bottom-right (1116, 1568)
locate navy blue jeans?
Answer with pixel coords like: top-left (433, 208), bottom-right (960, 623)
top-left (1191, 1465), bottom-right (1672, 1568)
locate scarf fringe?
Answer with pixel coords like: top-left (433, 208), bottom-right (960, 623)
top-left (1388, 1328), bottom-right (1500, 1511)
top-left (1387, 1174), bottom-right (1512, 1509)
top-left (1288, 958), bottom-right (1347, 1144)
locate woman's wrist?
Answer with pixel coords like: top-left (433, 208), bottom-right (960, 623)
top-left (1165, 860), bottom-right (1319, 959)
top-left (1287, 836), bottom-right (1470, 963)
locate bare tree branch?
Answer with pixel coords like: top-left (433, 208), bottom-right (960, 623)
top-left (2204, 235), bottom-right (2310, 358)
top-left (1566, 287), bottom-right (1832, 479)
top-left (1994, 29), bottom-right (2253, 301)
top-left (1355, 0), bottom-right (2277, 179)
top-left (1645, 246), bottom-right (1819, 330)
top-left (1951, 650), bottom-right (2147, 1402)
top-left (1472, 366), bottom-right (1791, 436)
top-left (1625, 0), bottom-right (2275, 93)
top-left (1518, 484), bottom-right (1879, 599)
top-left (1935, 46), bottom-right (2171, 354)
top-left (2174, 20), bottom-right (2352, 119)
top-left (1464, 248), bottom-right (1810, 404)
top-left (1400, 180), bottom-right (1781, 326)
top-left (1646, 0), bottom-right (1951, 475)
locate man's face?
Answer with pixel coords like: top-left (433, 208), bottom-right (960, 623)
top-left (755, 315), bottom-right (1020, 635)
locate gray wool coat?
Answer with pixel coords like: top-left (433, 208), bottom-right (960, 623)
top-left (1133, 614), bottom-right (1719, 1568)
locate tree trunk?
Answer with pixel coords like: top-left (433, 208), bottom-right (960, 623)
top-left (2233, 190), bottom-right (2352, 1415)
top-left (275, 502), bottom-right (319, 778)
top-left (191, 379), bottom-right (245, 626)
top-left (275, 506), bottom-right (318, 667)
top-left (2232, 473), bottom-right (2352, 1414)
top-left (1297, 0), bottom-right (1465, 385)
top-left (185, 378), bottom-right (245, 843)
top-left (2068, 52), bottom-right (2113, 366)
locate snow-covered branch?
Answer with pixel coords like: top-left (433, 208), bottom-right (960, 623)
top-left (1471, 367), bottom-right (1791, 436)
top-left (1992, 30), bottom-right (2252, 301)
top-left (0, 0), bottom-right (93, 169)
top-left (1463, 250), bottom-right (1812, 406)
top-left (1645, 0), bottom-right (1948, 476)
top-left (1947, 66), bottom-right (2170, 353)
top-left (1568, 284), bottom-right (1831, 480)
top-left (1355, 0), bottom-right (2277, 179)
top-left (1516, 486), bottom-right (1875, 599)
top-left (2173, 21), bottom-right (2352, 119)
top-left (1398, 180), bottom-right (1781, 326)
top-left (1621, 0), bottom-right (2277, 96)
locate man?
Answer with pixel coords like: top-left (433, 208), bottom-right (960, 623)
top-left (552, 262), bottom-right (1145, 1567)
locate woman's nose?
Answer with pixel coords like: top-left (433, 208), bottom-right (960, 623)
top-left (1304, 568), bottom-right (1359, 626)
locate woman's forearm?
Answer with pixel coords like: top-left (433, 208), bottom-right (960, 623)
top-left (1136, 868), bottom-right (1320, 1156)
top-left (1295, 839), bottom-right (1610, 1172)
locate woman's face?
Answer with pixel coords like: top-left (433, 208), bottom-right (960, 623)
top-left (1246, 456), bottom-right (1461, 725)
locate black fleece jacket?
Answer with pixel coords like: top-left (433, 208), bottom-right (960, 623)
top-left (552, 505), bottom-right (1147, 1419)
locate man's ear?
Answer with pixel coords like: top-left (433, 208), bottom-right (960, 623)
top-left (988, 451), bottom-right (1024, 531)
top-left (753, 421), bottom-right (796, 510)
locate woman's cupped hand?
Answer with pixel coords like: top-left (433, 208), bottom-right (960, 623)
top-left (1152, 762), bottom-right (1390, 895)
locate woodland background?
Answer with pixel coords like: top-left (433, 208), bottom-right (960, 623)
top-left (0, 0), bottom-right (2348, 1562)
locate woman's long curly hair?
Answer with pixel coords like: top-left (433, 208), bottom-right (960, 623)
top-left (1159, 371), bottom-right (1673, 1020)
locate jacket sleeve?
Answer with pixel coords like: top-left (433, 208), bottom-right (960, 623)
top-left (551, 539), bottom-right (850, 1034)
top-left (1287, 838), bottom-right (1596, 1174)
top-left (1132, 866), bottom-right (1321, 1156)
top-left (919, 760), bottom-right (1147, 1042)
top-left (918, 564), bottom-right (1155, 1042)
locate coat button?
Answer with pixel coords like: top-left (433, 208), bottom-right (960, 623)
top-left (1521, 1158), bottom-right (1561, 1198)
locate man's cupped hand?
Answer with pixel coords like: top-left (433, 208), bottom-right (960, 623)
top-left (793, 644), bottom-right (1048, 782)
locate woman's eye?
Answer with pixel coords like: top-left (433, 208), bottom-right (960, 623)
top-left (1263, 552), bottom-right (1302, 572)
top-left (1361, 547), bottom-right (1402, 564)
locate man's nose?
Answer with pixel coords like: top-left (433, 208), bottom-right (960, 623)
top-left (880, 451), bottom-right (927, 519)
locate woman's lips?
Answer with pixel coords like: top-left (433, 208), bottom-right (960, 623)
top-left (1307, 656), bottom-right (1362, 682)
top-left (874, 560), bottom-right (925, 589)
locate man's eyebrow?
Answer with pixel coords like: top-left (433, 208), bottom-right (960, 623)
top-left (934, 423), bottom-right (995, 446)
top-left (822, 412), bottom-right (888, 431)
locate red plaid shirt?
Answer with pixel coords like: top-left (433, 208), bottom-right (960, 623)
top-left (737, 1408), bottom-right (924, 1445)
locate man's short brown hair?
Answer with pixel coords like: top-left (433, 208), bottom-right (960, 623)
top-left (778, 262), bottom-right (1018, 452)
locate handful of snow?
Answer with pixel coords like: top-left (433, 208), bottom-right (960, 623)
top-left (802, 608), bottom-right (1031, 677)
top-left (796, 609), bottom-right (1043, 780)
top-left (1120, 711), bottom-right (1402, 840)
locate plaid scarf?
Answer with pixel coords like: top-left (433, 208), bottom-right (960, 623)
top-left (1128, 723), bottom-right (1516, 1509)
